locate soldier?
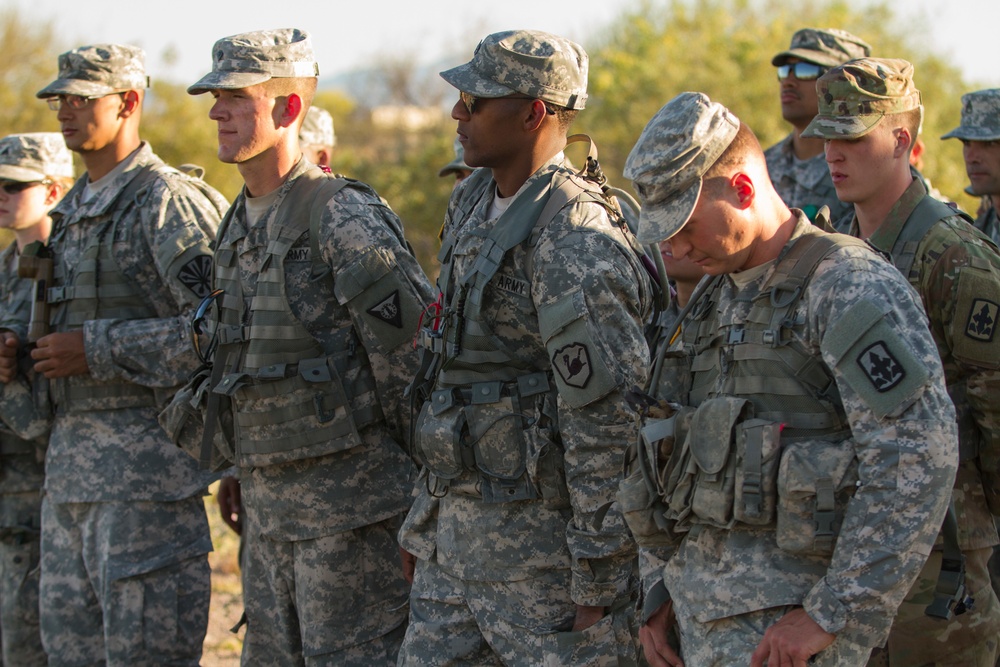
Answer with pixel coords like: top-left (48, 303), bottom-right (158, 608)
top-left (764, 28), bottom-right (870, 228)
top-left (396, 29), bottom-right (652, 665)
top-left (942, 89), bottom-right (1000, 245)
top-left (0, 132), bottom-right (73, 666)
top-left (187, 28), bottom-right (433, 665)
top-left (623, 91), bottom-right (958, 666)
top-left (0, 45), bottom-right (227, 665)
top-left (804, 58), bottom-right (1000, 666)
top-left (299, 105), bottom-right (335, 170)
top-left (438, 136), bottom-right (473, 187)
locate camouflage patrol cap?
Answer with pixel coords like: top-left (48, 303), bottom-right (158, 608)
top-left (36, 44), bottom-right (149, 99)
top-left (299, 107), bottom-right (335, 148)
top-left (772, 28), bottom-right (871, 68)
top-left (942, 89), bottom-right (1000, 141)
top-left (441, 30), bottom-right (588, 110)
top-left (188, 28), bottom-right (318, 95)
top-left (439, 137), bottom-right (471, 178)
top-left (801, 58), bottom-right (922, 140)
top-left (624, 92), bottom-right (740, 243)
top-left (0, 133), bottom-right (74, 182)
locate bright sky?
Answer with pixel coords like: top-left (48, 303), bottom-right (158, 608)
top-left (4, 0), bottom-right (998, 88)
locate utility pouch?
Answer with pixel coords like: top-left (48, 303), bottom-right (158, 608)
top-left (467, 387), bottom-right (536, 503)
top-left (159, 367), bottom-right (234, 472)
top-left (733, 420), bottom-right (783, 526)
top-left (688, 397), bottom-right (753, 528)
top-left (776, 439), bottom-right (859, 556)
top-left (414, 388), bottom-right (471, 481)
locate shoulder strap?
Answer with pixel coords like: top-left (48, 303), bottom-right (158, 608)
top-left (892, 197), bottom-right (973, 281)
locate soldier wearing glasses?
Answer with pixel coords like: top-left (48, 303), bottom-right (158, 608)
top-left (764, 28), bottom-right (871, 228)
top-left (396, 29), bottom-right (651, 665)
top-left (0, 44), bottom-right (226, 666)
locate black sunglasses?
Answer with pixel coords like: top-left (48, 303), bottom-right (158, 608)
top-left (777, 62), bottom-right (827, 81)
top-left (191, 288), bottom-right (224, 366)
top-left (0, 180), bottom-right (48, 195)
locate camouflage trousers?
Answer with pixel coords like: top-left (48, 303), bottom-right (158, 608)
top-left (241, 513), bottom-right (409, 666)
top-left (675, 605), bottom-right (872, 666)
top-left (0, 490), bottom-right (46, 666)
top-left (867, 546), bottom-right (1000, 666)
top-left (40, 495), bottom-right (213, 667)
top-left (397, 557), bottom-right (642, 666)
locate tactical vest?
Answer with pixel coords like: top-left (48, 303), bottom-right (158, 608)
top-left (412, 157), bottom-right (637, 503)
top-left (210, 171), bottom-right (384, 468)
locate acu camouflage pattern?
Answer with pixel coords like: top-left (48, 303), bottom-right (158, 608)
top-left (397, 153), bottom-right (651, 662)
top-left (848, 179), bottom-right (1000, 663)
top-left (212, 158), bottom-right (431, 659)
top-left (942, 89), bottom-right (1000, 141)
top-left (299, 106), bottom-right (335, 148)
top-left (764, 133), bottom-right (854, 226)
top-left (803, 57), bottom-right (922, 140)
top-left (771, 27), bottom-right (872, 67)
top-left (188, 28), bottom-right (318, 95)
top-left (0, 132), bottom-right (73, 182)
top-left (0, 244), bottom-right (47, 666)
top-left (36, 44), bottom-right (149, 99)
top-left (440, 29), bottom-right (588, 109)
top-left (640, 215), bottom-right (958, 649)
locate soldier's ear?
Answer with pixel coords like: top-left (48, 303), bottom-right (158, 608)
top-left (279, 93), bottom-right (303, 129)
top-left (731, 172), bottom-right (755, 209)
top-left (893, 126), bottom-right (913, 158)
top-left (119, 90), bottom-right (140, 118)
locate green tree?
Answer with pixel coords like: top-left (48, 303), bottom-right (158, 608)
top-left (0, 8), bottom-right (63, 138)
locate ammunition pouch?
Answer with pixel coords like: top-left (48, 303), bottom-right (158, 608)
top-left (158, 366), bottom-right (234, 472)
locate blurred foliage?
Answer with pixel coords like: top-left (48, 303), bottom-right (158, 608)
top-left (0, 0), bottom-right (989, 262)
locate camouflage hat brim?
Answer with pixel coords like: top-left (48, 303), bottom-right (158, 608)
top-left (440, 62), bottom-right (516, 98)
top-left (941, 126), bottom-right (1000, 141)
top-left (36, 78), bottom-right (122, 99)
top-left (187, 70), bottom-right (273, 95)
top-left (771, 49), bottom-right (842, 68)
top-left (0, 165), bottom-right (48, 182)
top-left (801, 112), bottom-right (885, 140)
top-left (636, 178), bottom-right (701, 244)
top-left (438, 160), bottom-right (471, 177)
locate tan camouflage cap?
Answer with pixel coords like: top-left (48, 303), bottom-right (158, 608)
top-left (623, 92), bottom-right (740, 243)
top-left (439, 137), bottom-right (471, 177)
top-left (299, 107), bottom-right (335, 148)
top-left (441, 30), bottom-right (588, 110)
top-left (801, 58), bottom-right (921, 140)
top-left (188, 28), bottom-right (318, 95)
top-left (772, 28), bottom-right (871, 68)
top-left (0, 133), bottom-right (74, 181)
top-left (36, 44), bottom-right (149, 99)
top-left (942, 89), bottom-right (1000, 141)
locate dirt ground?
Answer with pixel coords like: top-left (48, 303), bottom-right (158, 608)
top-left (201, 486), bottom-right (244, 667)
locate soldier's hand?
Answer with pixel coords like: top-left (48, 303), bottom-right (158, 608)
top-left (750, 606), bottom-right (834, 667)
top-left (0, 331), bottom-right (19, 383)
top-left (399, 546), bottom-right (417, 584)
top-left (31, 331), bottom-right (89, 378)
top-left (216, 476), bottom-right (243, 535)
top-left (639, 600), bottom-right (684, 667)
top-left (572, 604), bottom-right (607, 632)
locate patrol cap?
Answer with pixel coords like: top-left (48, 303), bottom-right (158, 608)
top-left (624, 92), bottom-right (740, 243)
top-left (0, 133), bottom-right (74, 182)
top-left (36, 44), bottom-right (149, 99)
top-left (802, 58), bottom-right (922, 140)
top-left (299, 106), bottom-right (335, 148)
top-left (441, 29), bottom-right (588, 110)
top-left (771, 28), bottom-right (871, 68)
top-left (188, 28), bottom-right (318, 95)
top-left (439, 137), bottom-right (471, 178)
top-left (942, 89), bottom-right (1000, 141)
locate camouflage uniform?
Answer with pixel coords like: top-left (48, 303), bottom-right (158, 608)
top-left (188, 29), bottom-right (433, 666)
top-left (0, 131), bottom-right (72, 667)
top-left (943, 90), bottom-right (1000, 246)
top-left (624, 92), bottom-right (958, 665)
top-left (765, 28), bottom-right (871, 230)
top-left (397, 30), bottom-right (651, 666)
top-left (33, 46), bottom-right (225, 667)
top-left (805, 59), bottom-right (1000, 667)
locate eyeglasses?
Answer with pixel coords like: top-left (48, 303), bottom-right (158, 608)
top-left (777, 62), bottom-right (827, 81)
top-left (46, 92), bottom-right (125, 111)
top-left (0, 180), bottom-right (49, 195)
top-left (459, 91), bottom-right (556, 115)
top-left (191, 288), bottom-right (224, 366)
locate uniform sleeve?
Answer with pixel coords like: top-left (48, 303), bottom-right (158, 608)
top-left (532, 202), bottom-right (652, 607)
top-left (84, 176), bottom-right (223, 388)
top-left (804, 254), bottom-right (959, 646)
top-left (320, 185), bottom-right (436, 445)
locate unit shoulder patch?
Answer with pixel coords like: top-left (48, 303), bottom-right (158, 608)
top-left (856, 342), bottom-right (905, 393)
top-left (366, 290), bottom-right (403, 329)
top-left (966, 298), bottom-right (998, 342)
top-left (178, 254), bottom-right (213, 298)
top-left (552, 342), bottom-right (592, 389)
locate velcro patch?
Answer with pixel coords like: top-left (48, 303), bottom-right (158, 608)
top-left (178, 255), bottom-right (213, 298)
top-left (966, 299), bottom-right (998, 342)
top-left (367, 290), bottom-right (403, 329)
top-left (552, 343), bottom-right (592, 388)
top-left (492, 272), bottom-right (529, 298)
top-left (856, 342), bottom-right (905, 393)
